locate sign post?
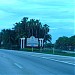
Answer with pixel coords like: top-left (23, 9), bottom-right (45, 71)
top-left (20, 38), bottom-right (25, 49)
top-left (31, 43), bottom-right (34, 52)
top-left (39, 38), bottom-right (43, 52)
top-left (32, 47), bottom-right (33, 52)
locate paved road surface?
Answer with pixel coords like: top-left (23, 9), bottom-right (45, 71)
top-left (0, 49), bottom-right (75, 75)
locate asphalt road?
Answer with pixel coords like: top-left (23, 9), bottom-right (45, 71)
top-left (0, 49), bottom-right (75, 75)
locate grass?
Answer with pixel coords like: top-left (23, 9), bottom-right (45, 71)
top-left (20, 48), bottom-right (75, 57)
top-left (21, 48), bottom-right (40, 52)
top-left (44, 51), bottom-right (75, 57)
top-left (55, 52), bottom-right (75, 57)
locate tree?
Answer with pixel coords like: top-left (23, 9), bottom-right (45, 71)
top-left (55, 36), bottom-right (69, 50)
top-left (69, 35), bottom-right (75, 51)
top-left (0, 17), bottom-right (51, 49)
top-left (55, 35), bottom-right (75, 51)
top-left (0, 32), bottom-right (3, 47)
top-left (13, 17), bottom-right (51, 43)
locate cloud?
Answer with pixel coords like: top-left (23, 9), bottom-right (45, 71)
top-left (22, 0), bottom-right (74, 6)
top-left (0, 0), bottom-right (20, 5)
top-left (50, 26), bottom-right (74, 30)
top-left (50, 26), bottom-right (74, 43)
top-left (50, 27), bottom-right (58, 30)
top-left (0, 0), bottom-right (74, 18)
top-left (0, 0), bottom-right (74, 42)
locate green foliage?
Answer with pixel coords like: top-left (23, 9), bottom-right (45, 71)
top-left (45, 43), bottom-right (52, 48)
top-left (13, 17), bottom-right (51, 44)
top-left (0, 17), bottom-right (51, 49)
top-left (55, 36), bottom-right (75, 51)
top-left (0, 29), bottom-right (18, 49)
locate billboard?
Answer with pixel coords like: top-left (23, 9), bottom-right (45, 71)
top-left (27, 36), bottom-right (38, 47)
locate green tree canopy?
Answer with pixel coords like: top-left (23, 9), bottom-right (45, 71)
top-left (13, 17), bottom-right (51, 42)
top-left (55, 36), bottom-right (75, 51)
top-left (0, 17), bottom-right (51, 49)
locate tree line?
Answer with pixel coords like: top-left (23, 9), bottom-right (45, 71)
top-left (0, 17), bottom-right (51, 49)
top-left (0, 17), bottom-right (75, 51)
top-left (55, 36), bottom-right (75, 51)
top-left (44, 36), bottom-right (75, 51)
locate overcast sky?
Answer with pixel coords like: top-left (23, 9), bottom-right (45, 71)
top-left (0, 0), bottom-right (75, 43)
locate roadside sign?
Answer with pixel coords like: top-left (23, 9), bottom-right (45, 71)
top-left (27, 36), bottom-right (38, 47)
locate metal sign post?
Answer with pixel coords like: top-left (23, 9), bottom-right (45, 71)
top-left (32, 47), bottom-right (33, 52)
top-left (31, 43), bottom-right (34, 52)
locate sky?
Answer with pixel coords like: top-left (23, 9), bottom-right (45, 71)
top-left (0, 0), bottom-right (75, 43)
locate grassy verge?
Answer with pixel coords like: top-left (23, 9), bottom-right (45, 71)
top-left (43, 50), bottom-right (75, 57)
top-left (21, 48), bottom-right (40, 52)
top-left (20, 48), bottom-right (75, 57)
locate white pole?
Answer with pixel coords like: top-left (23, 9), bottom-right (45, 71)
top-left (40, 40), bottom-right (41, 47)
top-left (23, 39), bottom-right (25, 48)
top-left (32, 47), bottom-right (33, 52)
top-left (42, 39), bottom-right (43, 47)
top-left (21, 39), bottom-right (22, 49)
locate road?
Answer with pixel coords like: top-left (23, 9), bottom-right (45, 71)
top-left (0, 49), bottom-right (75, 75)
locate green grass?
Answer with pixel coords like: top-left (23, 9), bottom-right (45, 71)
top-left (55, 51), bottom-right (75, 57)
top-left (42, 50), bottom-right (75, 57)
top-left (20, 48), bottom-right (75, 57)
top-left (21, 48), bottom-right (40, 52)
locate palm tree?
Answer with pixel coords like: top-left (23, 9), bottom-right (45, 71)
top-left (43, 24), bottom-right (51, 43)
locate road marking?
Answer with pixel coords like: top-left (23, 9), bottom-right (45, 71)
top-left (31, 55), bottom-right (40, 57)
top-left (29, 54), bottom-right (75, 66)
top-left (25, 54), bottom-right (75, 66)
top-left (42, 57), bottom-right (75, 66)
top-left (31, 55), bottom-right (36, 56)
top-left (14, 63), bottom-right (23, 69)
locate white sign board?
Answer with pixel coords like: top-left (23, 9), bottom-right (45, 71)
top-left (27, 36), bottom-right (38, 47)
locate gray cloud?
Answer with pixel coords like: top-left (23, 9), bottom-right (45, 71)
top-left (0, 0), bottom-right (74, 43)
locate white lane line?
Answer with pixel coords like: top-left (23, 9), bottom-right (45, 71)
top-left (14, 63), bottom-right (23, 69)
top-left (27, 54), bottom-right (75, 66)
top-left (42, 57), bottom-right (75, 66)
top-left (31, 55), bottom-right (40, 57)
